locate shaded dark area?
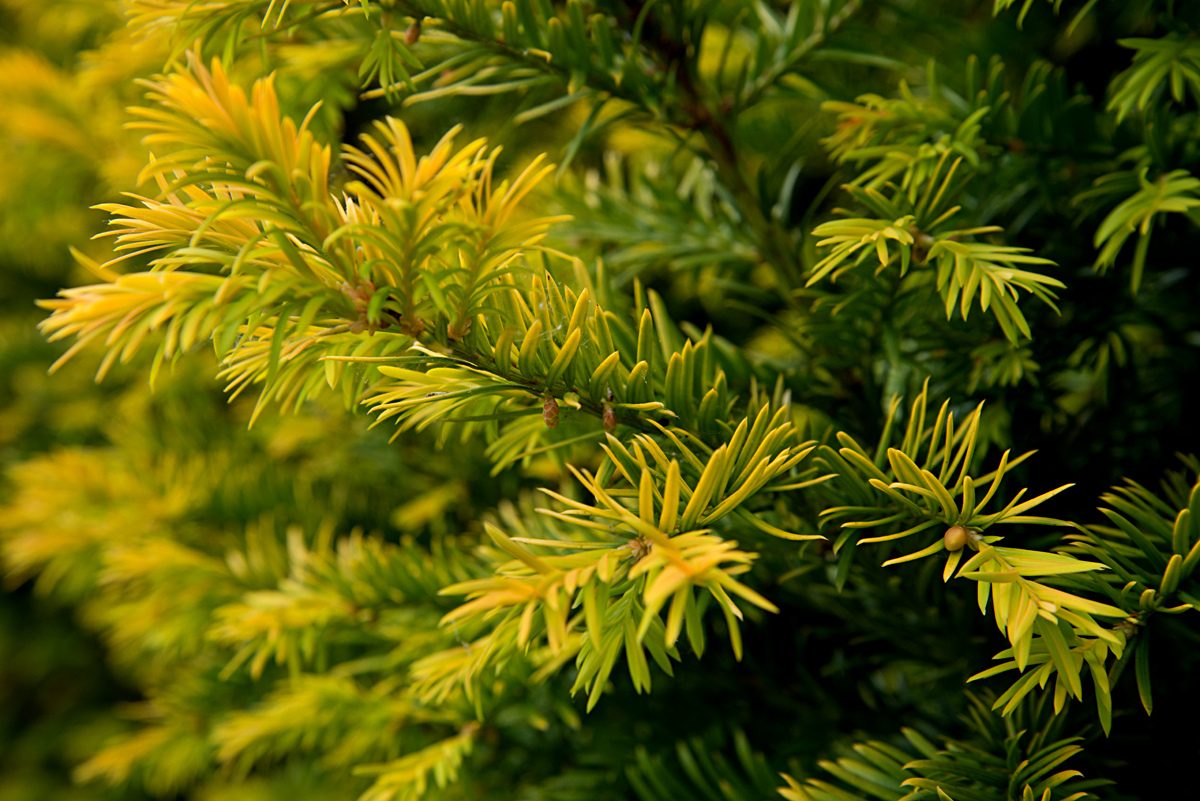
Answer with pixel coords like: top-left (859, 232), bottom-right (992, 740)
top-left (0, 584), bottom-right (149, 801)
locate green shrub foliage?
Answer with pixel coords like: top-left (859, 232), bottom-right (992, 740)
top-left (2, 0), bottom-right (1199, 799)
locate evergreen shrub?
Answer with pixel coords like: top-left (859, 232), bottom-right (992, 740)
top-left (2, 0), bottom-right (1199, 799)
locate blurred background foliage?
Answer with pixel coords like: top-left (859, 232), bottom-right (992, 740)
top-left (1, 0), bottom-right (1198, 799)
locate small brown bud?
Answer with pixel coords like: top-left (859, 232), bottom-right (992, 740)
top-left (602, 402), bottom-right (617, 433)
top-left (626, 536), bottom-right (650, 563)
top-left (447, 317), bottom-right (472, 340)
top-left (944, 526), bottom-right (969, 551)
top-left (404, 20), bottom-right (421, 46)
top-left (543, 395), bottom-right (559, 429)
top-left (399, 316), bottom-right (425, 338)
